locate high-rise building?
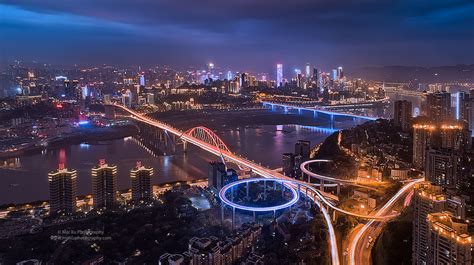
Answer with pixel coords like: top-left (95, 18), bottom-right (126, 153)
top-left (48, 163), bottom-right (77, 215)
top-left (130, 161), bottom-right (154, 203)
top-left (425, 148), bottom-right (460, 187)
top-left (282, 153), bottom-right (295, 178)
top-left (426, 212), bottom-right (472, 265)
top-left (296, 73), bottom-right (303, 89)
top-left (295, 140), bottom-right (311, 161)
top-left (426, 91), bottom-right (451, 123)
top-left (456, 91), bottom-right (470, 122)
top-left (412, 182), bottom-right (446, 265)
top-left (312, 67), bottom-right (319, 86)
top-left (438, 123), bottom-right (471, 151)
top-left (139, 74), bottom-right (145, 86)
top-left (276, 64), bottom-right (283, 88)
top-left (470, 89), bottom-right (474, 136)
top-left (412, 119), bottom-right (436, 169)
top-left (91, 159), bottom-right (118, 209)
top-left (331, 69), bottom-right (338, 81)
top-left (208, 161), bottom-right (237, 190)
top-left (240, 73), bottom-right (248, 88)
top-left (412, 182), bottom-right (469, 265)
top-left (305, 63), bottom-right (311, 77)
top-left (394, 100), bottom-right (413, 132)
top-left (337, 66), bottom-right (343, 80)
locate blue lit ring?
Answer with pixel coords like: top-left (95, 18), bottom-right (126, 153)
top-left (219, 178), bottom-right (300, 212)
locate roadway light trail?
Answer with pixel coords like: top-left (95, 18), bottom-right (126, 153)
top-left (348, 178), bottom-right (424, 265)
top-left (111, 104), bottom-right (418, 265)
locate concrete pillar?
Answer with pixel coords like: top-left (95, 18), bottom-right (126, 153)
top-left (264, 180), bottom-right (267, 199)
top-left (232, 207), bottom-right (235, 229)
top-left (183, 141), bottom-right (188, 153)
top-left (221, 205), bottom-right (224, 223)
top-left (246, 181), bottom-right (249, 199)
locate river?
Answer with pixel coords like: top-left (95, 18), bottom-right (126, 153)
top-left (0, 110), bottom-right (363, 205)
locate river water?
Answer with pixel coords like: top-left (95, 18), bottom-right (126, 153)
top-left (0, 114), bottom-right (361, 204)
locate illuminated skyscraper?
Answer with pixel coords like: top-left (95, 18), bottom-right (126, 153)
top-left (425, 148), bottom-right (460, 186)
top-left (91, 159), bottom-right (118, 209)
top-left (276, 64), bottom-right (283, 88)
top-left (331, 69), bottom-right (338, 81)
top-left (226, 71), bottom-right (233, 80)
top-left (130, 161), bottom-right (154, 203)
top-left (305, 63), bottom-right (311, 77)
top-left (240, 73), bottom-right (248, 88)
top-left (337, 66), bottom-right (343, 80)
top-left (139, 74), bottom-right (145, 86)
top-left (412, 182), bottom-right (446, 265)
top-left (426, 91), bottom-right (451, 123)
top-left (413, 182), bottom-right (471, 265)
top-left (456, 91), bottom-right (470, 122)
top-left (426, 213), bottom-right (472, 265)
top-left (412, 119), bottom-right (435, 169)
top-left (48, 163), bottom-right (77, 215)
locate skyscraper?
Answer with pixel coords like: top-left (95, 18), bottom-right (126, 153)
top-left (282, 153), bottom-right (295, 178)
top-left (331, 69), bottom-right (338, 81)
top-left (412, 182), bottom-right (468, 265)
top-left (412, 182), bottom-right (446, 265)
top-left (426, 91), bottom-right (451, 123)
top-left (48, 163), bottom-right (77, 215)
top-left (412, 119), bottom-right (435, 169)
top-left (337, 66), bottom-right (343, 80)
top-left (456, 91), bottom-right (470, 122)
top-left (91, 159), bottom-right (118, 209)
top-left (312, 67), bottom-right (319, 86)
top-left (208, 161), bottom-right (226, 189)
top-left (130, 161), bottom-right (154, 203)
top-left (276, 64), bottom-right (283, 88)
top-left (240, 73), bottom-right (248, 88)
top-left (295, 140), bottom-right (311, 161)
top-left (393, 100), bottom-right (413, 132)
top-left (425, 148), bottom-right (460, 187)
top-left (207, 161), bottom-right (237, 190)
top-left (305, 63), bottom-right (311, 77)
top-left (426, 213), bottom-right (472, 265)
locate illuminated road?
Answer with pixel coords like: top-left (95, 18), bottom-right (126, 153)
top-left (262, 101), bottom-right (379, 121)
top-left (111, 104), bottom-right (418, 265)
top-left (348, 178), bottom-right (424, 265)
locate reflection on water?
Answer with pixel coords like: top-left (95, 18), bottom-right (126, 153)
top-left (0, 123), bottom-right (355, 205)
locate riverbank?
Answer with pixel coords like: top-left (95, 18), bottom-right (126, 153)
top-left (0, 125), bottom-right (139, 159)
top-left (154, 108), bottom-right (339, 130)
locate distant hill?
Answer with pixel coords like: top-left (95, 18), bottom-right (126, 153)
top-left (353, 64), bottom-right (474, 83)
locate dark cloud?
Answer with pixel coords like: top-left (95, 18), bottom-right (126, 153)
top-left (1, 0), bottom-right (473, 73)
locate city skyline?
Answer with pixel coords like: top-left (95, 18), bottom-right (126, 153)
top-left (1, 1), bottom-right (473, 72)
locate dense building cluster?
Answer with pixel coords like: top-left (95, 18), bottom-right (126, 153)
top-left (158, 223), bottom-right (262, 265)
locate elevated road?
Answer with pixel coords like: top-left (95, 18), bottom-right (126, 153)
top-left (110, 104), bottom-right (419, 265)
top-left (262, 101), bottom-right (379, 121)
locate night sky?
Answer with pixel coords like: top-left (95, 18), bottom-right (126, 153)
top-left (1, 0), bottom-right (473, 72)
